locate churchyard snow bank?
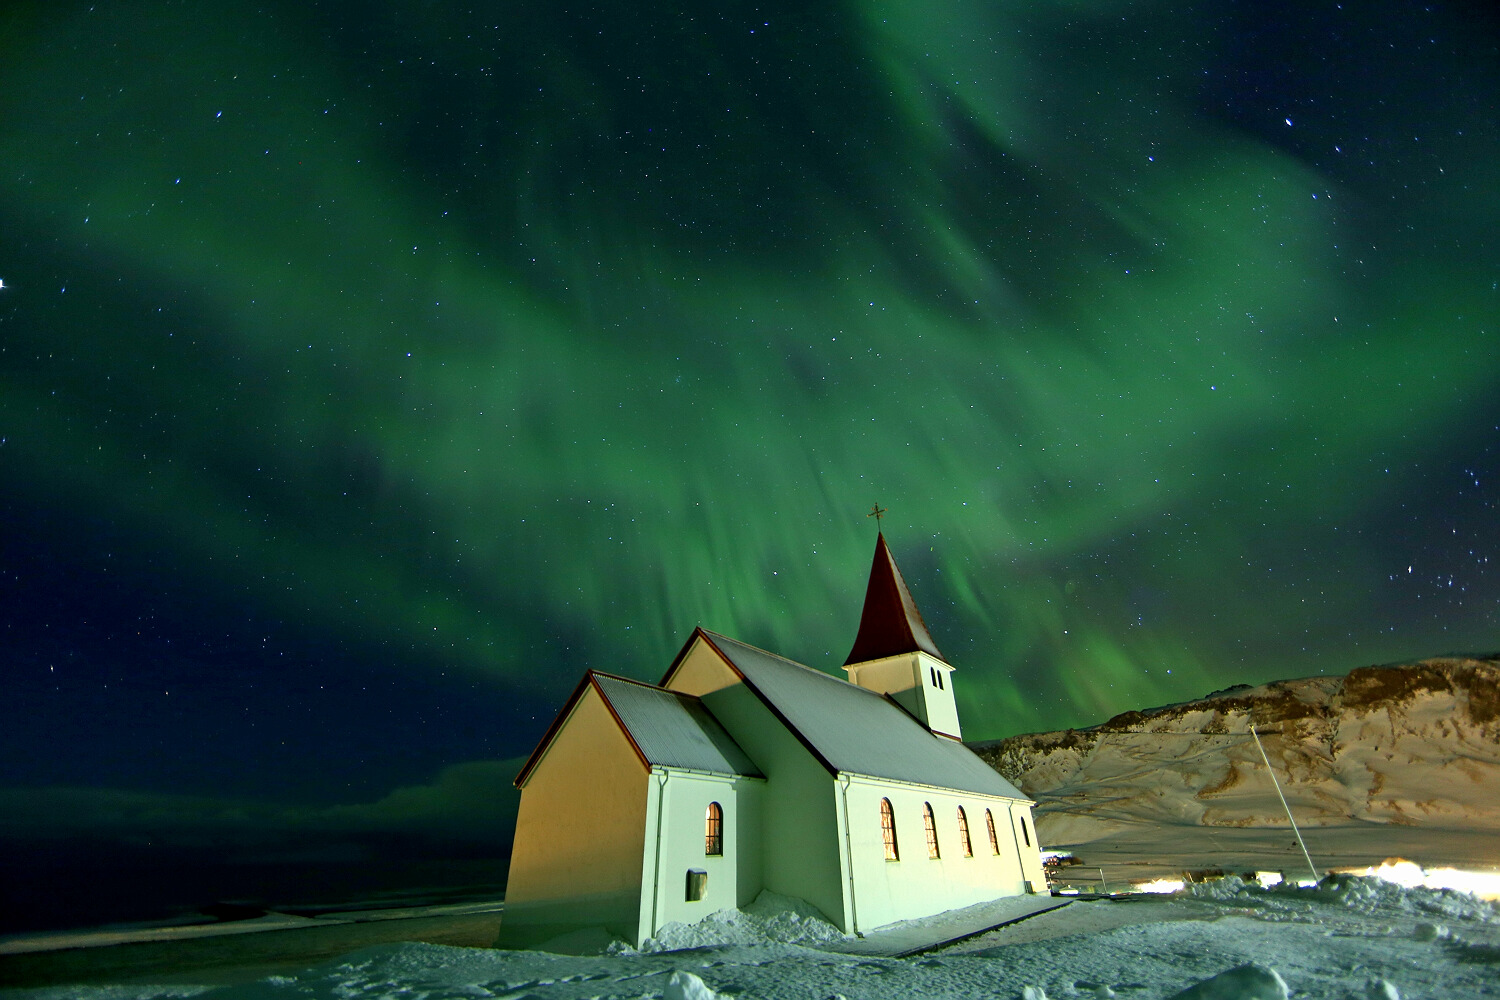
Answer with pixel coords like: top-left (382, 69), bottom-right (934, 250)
top-left (5, 876), bottom-right (1500, 999)
top-left (1185, 870), bottom-right (1500, 924)
top-left (636, 891), bottom-right (847, 952)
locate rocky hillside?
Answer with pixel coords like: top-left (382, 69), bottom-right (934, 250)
top-left (971, 656), bottom-right (1500, 846)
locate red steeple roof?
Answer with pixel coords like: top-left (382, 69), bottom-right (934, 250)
top-left (843, 533), bottom-right (947, 665)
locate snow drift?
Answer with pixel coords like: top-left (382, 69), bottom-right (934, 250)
top-left (9, 876), bottom-right (1497, 1000)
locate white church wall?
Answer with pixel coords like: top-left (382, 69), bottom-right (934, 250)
top-left (911, 652), bottom-right (961, 738)
top-left (1007, 801), bottom-right (1048, 889)
top-left (666, 641), bottom-right (848, 930)
top-left (836, 773), bottom-right (1036, 933)
top-left (501, 686), bottom-right (650, 946)
top-left (638, 768), bottom-right (765, 943)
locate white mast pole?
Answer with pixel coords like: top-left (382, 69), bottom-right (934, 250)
top-left (1251, 727), bottom-right (1319, 884)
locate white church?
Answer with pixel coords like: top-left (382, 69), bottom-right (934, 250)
top-left (501, 533), bottom-right (1046, 947)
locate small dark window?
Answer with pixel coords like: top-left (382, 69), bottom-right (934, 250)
top-left (986, 809), bottom-right (1000, 855)
top-left (923, 802), bottom-right (940, 859)
top-left (937, 670), bottom-right (945, 690)
top-left (686, 869), bottom-right (708, 901)
top-left (1019, 814), bottom-right (1031, 847)
top-left (957, 806), bottom-right (973, 857)
top-left (929, 666), bottom-right (937, 686)
top-left (880, 797), bottom-right (899, 861)
top-left (705, 802), bottom-right (723, 856)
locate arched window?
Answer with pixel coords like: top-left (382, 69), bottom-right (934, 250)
top-left (880, 798), bottom-right (899, 861)
top-left (986, 809), bottom-right (1000, 855)
top-left (922, 802), bottom-right (940, 859)
top-left (1019, 813), bottom-right (1031, 848)
top-left (705, 802), bottom-right (723, 856)
top-left (957, 806), bottom-right (973, 857)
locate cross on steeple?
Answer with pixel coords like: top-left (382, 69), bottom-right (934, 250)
top-left (867, 503), bottom-right (887, 524)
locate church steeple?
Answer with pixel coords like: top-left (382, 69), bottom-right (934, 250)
top-left (842, 532), bottom-right (962, 739)
top-left (844, 532), bottom-right (947, 665)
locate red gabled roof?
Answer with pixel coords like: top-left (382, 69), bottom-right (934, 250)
top-left (843, 532), bottom-right (947, 665)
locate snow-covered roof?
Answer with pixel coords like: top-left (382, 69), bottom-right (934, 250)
top-left (514, 671), bottom-right (764, 787)
top-left (682, 630), bottom-right (1027, 800)
top-left (592, 673), bottom-right (764, 778)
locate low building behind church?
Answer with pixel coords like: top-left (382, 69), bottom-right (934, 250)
top-left (501, 533), bottom-right (1046, 947)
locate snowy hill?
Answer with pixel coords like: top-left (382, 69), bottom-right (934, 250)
top-left (971, 655), bottom-right (1500, 878)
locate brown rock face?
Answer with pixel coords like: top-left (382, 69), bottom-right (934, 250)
top-left (969, 655), bottom-right (1500, 839)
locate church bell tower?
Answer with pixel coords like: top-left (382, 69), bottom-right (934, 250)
top-left (842, 533), bottom-right (961, 740)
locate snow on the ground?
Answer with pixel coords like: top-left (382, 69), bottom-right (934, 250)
top-left (635, 892), bottom-right (848, 952)
top-left (6, 877), bottom-right (1499, 1000)
top-left (1184, 871), bottom-right (1500, 925)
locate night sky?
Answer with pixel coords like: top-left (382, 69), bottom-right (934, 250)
top-left (2, 0), bottom-right (1497, 930)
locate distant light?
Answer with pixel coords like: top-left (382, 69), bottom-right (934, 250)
top-left (1285, 118), bottom-right (1293, 126)
top-left (1340, 859), bottom-right (1500, 900)
top-left (1134, 878), bottom-right (1185, 894)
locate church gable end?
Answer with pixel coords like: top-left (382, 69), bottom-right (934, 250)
top-left (502, 681), bottom-right (651, 946)
top-left (661, 628), bottom-right (745, 699)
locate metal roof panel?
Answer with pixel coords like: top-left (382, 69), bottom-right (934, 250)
top-left (698, 632), bottom-right (1025, 799)
top-left (592, 673), bottom-right (763, 777)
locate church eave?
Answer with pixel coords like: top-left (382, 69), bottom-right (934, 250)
top-left (512, 671), bottom-right (651, 788)
top-left (835, 769), bottom-right (1036, 804)
top-left (513, 673), bottom-right (593, 789)
top-left (584, 672), bottom-right (656, 774)
top-left (650, 764), bottom-right (767, 781)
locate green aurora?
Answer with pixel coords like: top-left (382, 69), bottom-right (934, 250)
top-left (2, 0), bottom-right (1497, 795)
